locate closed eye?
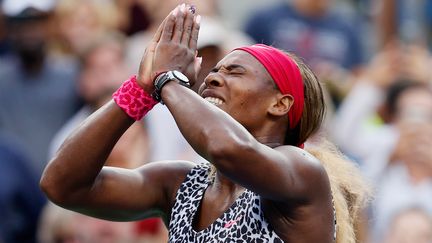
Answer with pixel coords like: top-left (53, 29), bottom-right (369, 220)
top-left (210, 64), bottom-right (247, 75)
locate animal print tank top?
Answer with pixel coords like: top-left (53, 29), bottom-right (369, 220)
top-left (168, 163), bottom-right (284, 242)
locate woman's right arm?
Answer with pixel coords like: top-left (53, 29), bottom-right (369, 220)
top-left (40, 100), bottom-right (194, 221)
top-left (40, 5), bottom-right (195, 222)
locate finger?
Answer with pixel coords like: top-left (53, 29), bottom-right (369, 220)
top-left (189, 15), bottom-right (201, 51)
top-left (181, 7), bottom-right (195, 46)
top-left (160, 8), bottom-right (178, 42)
top-left (172, 4), bottom-right (186, 42)
top-left (194, 56), bottom-right (202, 75)
top-left (151, 13), bottom-right (170, 43)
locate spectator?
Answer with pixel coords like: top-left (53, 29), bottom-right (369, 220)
top-left (0, 0), bottom-right (81, 175)
top-left (0, 131), bottom-right (46, 243)
top-left (382, 207), bottom-right (432, 243)
top-left (0, 7), bottom-right (9, 56)
top-left (383, 207), bottom-right (432, 243)
top-left (38, 203), bottom-right (137, 243)
top-left (114, 0), bottom-right (150, 36)
top-left (375, 0), bottom-right (430, 48)
top-left (51, 0), bottom-right (121, 60)
top-left (245, 0), bottom-right (364, 71)
top-left (332, 43), bottom-right (432, 242)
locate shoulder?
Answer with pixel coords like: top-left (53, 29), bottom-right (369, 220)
top-left (275, 146), bottom-right (331, 197)
top-left (276, 146), bottom-right (325, 171)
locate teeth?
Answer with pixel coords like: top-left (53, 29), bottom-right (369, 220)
top-left (204, 97), bottom-right (224, 105)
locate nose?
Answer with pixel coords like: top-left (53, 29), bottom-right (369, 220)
top-left (203, 72), bottom-right (224, 88)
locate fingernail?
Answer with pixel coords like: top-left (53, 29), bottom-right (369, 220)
top-left (181, 3), bottom-right (186, 13)
top-left (198, 57), bottom-right (203, 65)
top-left (189, 5), bottom-right (196, 14)
top-left (196, 15), bottom-right (201, 24)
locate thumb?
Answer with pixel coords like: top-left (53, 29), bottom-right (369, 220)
top-left (194, 56), bottom-right (202, 75)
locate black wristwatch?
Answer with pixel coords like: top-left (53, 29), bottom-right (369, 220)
top-left (152, 70), bottom-right (191, 103)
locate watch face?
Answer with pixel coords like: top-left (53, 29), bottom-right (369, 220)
top-left (172, 70), bottom-right (189, 84)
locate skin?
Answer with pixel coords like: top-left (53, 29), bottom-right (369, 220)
top-left (291, 0), bottom-right (331, 18)
top-left (40, 4), bottom-right (334, 242)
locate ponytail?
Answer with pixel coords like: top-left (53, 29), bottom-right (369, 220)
top-left (307, 139), bottom-right (372, 243)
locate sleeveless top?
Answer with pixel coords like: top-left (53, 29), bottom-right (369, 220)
top-left (168, 163), bottom-right (337, 242)
top-left (168, 163), bottom-right (284, 242)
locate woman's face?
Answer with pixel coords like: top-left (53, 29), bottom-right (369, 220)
top-left (198, 51), bottom-right (279, 131)
top-left (395, 88), bottom-right (432, 125)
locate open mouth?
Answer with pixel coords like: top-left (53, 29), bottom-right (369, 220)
top-left (204, 97), bottom-right (224, 106)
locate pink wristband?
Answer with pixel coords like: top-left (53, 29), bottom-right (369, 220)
top-left (112, 75), bottom-right (158, 121)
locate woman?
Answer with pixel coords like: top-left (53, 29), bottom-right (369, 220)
top-left (40, 4), bottom-right (368, 243)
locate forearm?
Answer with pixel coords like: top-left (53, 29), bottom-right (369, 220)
top-left (40, 101), bottom-right (134, 203)
top-left (332, 81), bottom-right (384, 156)
top-left (162, 83), bottom-right (254, 162)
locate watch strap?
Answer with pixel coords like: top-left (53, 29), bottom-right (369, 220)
top-left (152, 71), bottom-right (190, 103)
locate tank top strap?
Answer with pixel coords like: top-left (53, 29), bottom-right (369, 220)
top-left (168, 163), bottom-right (211, 231)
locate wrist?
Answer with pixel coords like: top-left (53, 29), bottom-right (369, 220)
top-left (136, 75), bottom-right (155, 94)
top-left (112, 75), bottom-right (158, 121)
top-left (152, 70), bottom-right (190, 103)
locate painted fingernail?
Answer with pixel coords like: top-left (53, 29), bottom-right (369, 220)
top-left (189, 5), bottom-right (196, 14)
top-left (172, 7), bottom-right (179, 17)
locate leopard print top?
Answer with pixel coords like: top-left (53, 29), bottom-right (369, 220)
top-left (168, 163), bottom-right (284, 242)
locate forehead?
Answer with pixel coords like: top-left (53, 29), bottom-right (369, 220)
top-left (217, 50), bottom-right (270, 76)
top-left (398, 88), bottom-right (432, 108)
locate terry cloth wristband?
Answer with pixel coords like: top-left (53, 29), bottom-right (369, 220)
top-left (112, 75), bottom-right (158, 121)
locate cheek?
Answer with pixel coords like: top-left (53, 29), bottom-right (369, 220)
top-left (231, 89), bottom-right (270, 117)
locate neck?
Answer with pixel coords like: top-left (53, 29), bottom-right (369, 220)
top-left (255, 135), bottom-right (284, 148)
top-left (293, 3), bottom-right (327, 18)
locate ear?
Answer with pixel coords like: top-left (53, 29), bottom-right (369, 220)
top-left (268, 93), bottom-right (294, 117)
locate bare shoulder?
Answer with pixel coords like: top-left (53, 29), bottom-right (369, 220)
top-left (274, 145), bottom-right (330, 199)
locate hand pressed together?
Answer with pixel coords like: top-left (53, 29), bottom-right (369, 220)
top-left (137, 4), bottom-right (201, 94)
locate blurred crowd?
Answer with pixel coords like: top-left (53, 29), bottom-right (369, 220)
top-left (0, 0), bottom-right (431, 242)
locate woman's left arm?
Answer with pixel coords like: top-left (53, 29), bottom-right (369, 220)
top-left (150, 8), bottom-right (329, 203)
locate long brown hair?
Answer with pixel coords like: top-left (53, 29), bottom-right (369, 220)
top-left (287, 52), bottom-right (371, 243)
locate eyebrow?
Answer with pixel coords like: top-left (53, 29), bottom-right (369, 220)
top-left (212, 64), bottom-right (247, 72)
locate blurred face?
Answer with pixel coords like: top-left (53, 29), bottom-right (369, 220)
top-left (395, 88), bottom-right (432, 125)
top-left (198, 51), bottom-right (278, 131)
top-left (58, 3), bottom-right (101, 54)
top-left (384, 209), bottom-right (432, 243)
top-left (7, 17), bottom-right (50, 54)
top-left (74, 215), bottom-right (135, 243)
top-left (79, 41), bottom-right (129, 104)
top-left (393, 87), bottom-right (432, 176)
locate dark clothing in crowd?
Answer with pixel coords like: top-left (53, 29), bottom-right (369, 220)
top-left (245, 2), bottom-right (363, 69)
top-left (0, 56), bottom-right (81, 174)
top-left (0, 132), bottom-right (46, 243)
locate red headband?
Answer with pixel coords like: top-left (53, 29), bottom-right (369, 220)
top-left (234, 44), bottom-right (304, 131)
